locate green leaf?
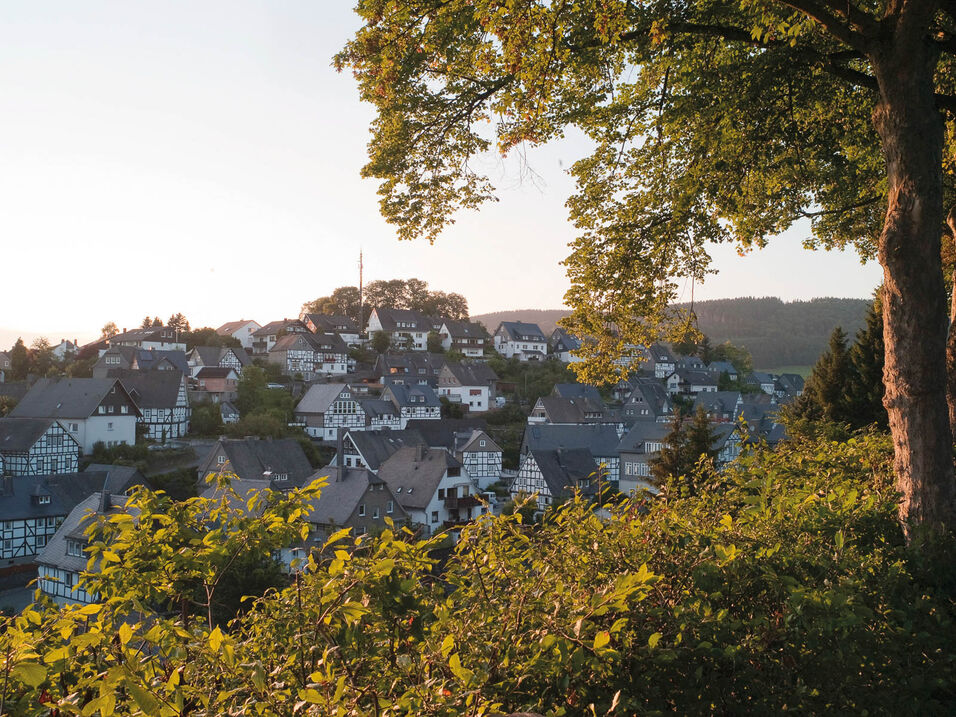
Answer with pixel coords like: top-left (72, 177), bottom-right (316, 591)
top-left (440, 634), bottom-right (455, 657)
top-left (648, 632), bottom-right (662, 649)
top-left (118, 622), bottom-right (133, 646)
top-left (12, 661), bottom-right (47, 687)
top-left (126, 681), bottom-right (161, 715)
top-left (834, 530), bottom-right (845, 551)
top-left (593, 630), bottom-right (611, 650)
top-left (209, 626), bottom-right (223, 651)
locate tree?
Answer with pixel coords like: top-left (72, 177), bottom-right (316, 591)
top-left (29, 337), bottom-right (54, 377)
top-left (427, 330), bottom-right (444, 354)
top-left (370, 330), bottom-right (391, 354)
top-left (140, 316), bottom-right (153, 330)
top-left (790, 327), bottom-right (853, 425)
top-left (651, 407), bottom-right (718, 496)
top-left (9, 338), bottom-right (29, 381)
top-left (167, 313), bottom-right (190, 332)
top-left (183, 327), bottom-right (241, 351)
top-left (364, 279), bottom-right (408, 310)
top-left (100, 321), bottom-right (118, 339)
top-left (846, 297), bottom-right (888, 429)
top-left (339, 2), bottom-right (956, 531)
top-left (302, 286), bottom-right (365, 323)
top-left (151, 317), bottom-right (164, 327)
top-left (650, 412), bottom-right (689, 488)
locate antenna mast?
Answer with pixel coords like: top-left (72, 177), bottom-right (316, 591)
top-left (358, 249), bottom-right (364, 334)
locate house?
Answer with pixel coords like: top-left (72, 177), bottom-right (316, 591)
top-left (251, 319), bottom-right (309, 356)
top-left (92, 346), bottom-right (189, 378)
top-left (436, 362), bottom-right (498, 412)
top-left (377, 445), bottom-right (483, 535)
top-left (665, 368), bottom-right (719, 396)
top-left (617, 422), bottom-right (670, 495)
top-left (106, 327), bottom-right (186, 352)
top-left (216, 320), bottom-right (262, 350)
top-left (1, 467), bottom-right (144, 569)
top-left (337, 428), bottom-right (426, 470)
top-left (676, 355), bottom-right (707, 371)
top-left (707, 360), bottom-right (739, 382)
top-left (0, 351), bottom-right (11, 374)
top-left (304, 461), bottom-right (408, 542)
top-left (621, 377), bottom-right (674, 423)
top-left (268, 332), bottom-right (349, 380)
top-left (493, 322), bottom-right (548, 361)
top-left (511, 448), bottom-right (600, 511)
top-left (51, 340), bottom-right (79, 361)
top-left (438, 320), bottom-right (489, 357)
top-left (10, 378), bottom-right (140, 453)
top-left (358, 399), bottom-right (402, 431)
top-left (382, 382), bottom-right (442, 427)
top-left (407, 419), bottom-right (502, 490)
top-left (528, 397), bottom-right (608, 426)
top-left (295, 384), bottom-right (366, 440)
top-left (521, 423), bottom-right (622, 482)
top-left (192, 367), bottom-right (240, 403)
top-left (644, 344), bottom-right (677, 379)
top-left (220, 400), bottom-right (240, 425)
top-left (109, 369), bottom-right (191, 441)
top-left (197, 437), bottom-right (314, 486)
top-left (366, 308), bottom-right (442, 351)
top-left (693, 391), bottom-right (743, 422)
top-left (775, 373), bottom-right (805, 400)
top-left (0, 417), bottom-right (79, 476)
top-left (550, 328), bottom-right (583, 363)
top-left (301, 313), bottom-right (362, 346)
top-left (375, 352), bottom-right (446, 387)
top-left (745, 371), bottom-right (778, 395)
top-left (37, 491), bottom-right (135, 605)
top-left (186, 346), bottom-right (251, 377)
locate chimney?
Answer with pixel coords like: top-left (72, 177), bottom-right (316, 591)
top-left (1, 475), bottom-right (12, 496)
top-left (415, 443), bottom-right (424, 462)
top-left (336, 427), bottom-right (346, 472)
top-left (99, 489), bottom-right (111, 514)
top-left (123, 328), bottom-right (127, 334)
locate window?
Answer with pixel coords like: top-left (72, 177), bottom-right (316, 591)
top-left (38, 495), bottom-right (50, 505)
top-left (372, 508), bottom-right (380, 519)
top-left (358, 504), bottom-right (365, 517)
top-left (431, 511), bottom-right (439, 523)
top-left (387, 501), bottom-right (394, 514)
top-left (97, 406), bottom-right (105, 415)
top-left (437, 488), bottom-right (445, 500)
top-left (120, 406), bottom-right (128, 414)
top-left (66, 539), bottom-right (86, 557)
top-left (107, 422), bottom-right (113, 432)
top-left (36, 535), bottom-right (48, 549)
top-left (396, 487), bottom-right (402, 493)
top-left (70, 423), bottom-right (78, 432)
top-left (479, 440), bottom-right (486, 447)
top-left (108, 405), bottom-right (115, 414)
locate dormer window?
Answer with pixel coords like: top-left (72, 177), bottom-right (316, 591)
top-left (37, 495), bottom-right (51, 505)
top-left (66, 539), bottom-right (86, 557)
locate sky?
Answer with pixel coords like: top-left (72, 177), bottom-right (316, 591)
top-left (0, 1), bottom-right (883, 347)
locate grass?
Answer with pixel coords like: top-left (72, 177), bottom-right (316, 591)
top-left (758, 365), bottom-right (812, 378)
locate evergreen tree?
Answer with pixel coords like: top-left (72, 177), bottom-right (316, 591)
top-left (141, 316), bottom-right (153, 329)
top-left (792, 327), bottom-right (852, 424)
top-left (685, 406), bottom-right (719, 469)
top-left (650, 412), bottom-right (688, 486)
top-left (9, 338), bottom-right (28, 381)
top-left (846, 298), bottom-right (887, 429)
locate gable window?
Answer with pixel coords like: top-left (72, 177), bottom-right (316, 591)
top-left (120, 406), bottom-right (128, 414)
top-left (479, 440), bottom-right (486, 447)
top-left (97, 406), bottom-right (106, 415)
top-left (372, 507), bottom-right (380, 519)
top-left (66, 539), bottom-right (86, 558)
top-left (386, 501), bottom-right (393, 514)
top-left (69, 423), bottom-right (78, 432)
top-left (358, 504), bottom-right (365, 517)
top-left (431, 511), bottom-right (439, 523)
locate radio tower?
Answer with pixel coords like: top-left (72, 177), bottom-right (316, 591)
top-left (358, 249), bottom-right (364, 335)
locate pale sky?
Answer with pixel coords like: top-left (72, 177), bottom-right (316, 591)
top-left (0, 1), bottom-right (883, 347)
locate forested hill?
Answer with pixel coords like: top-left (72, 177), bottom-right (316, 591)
top-left (472, 297), bottom-right (872, 369)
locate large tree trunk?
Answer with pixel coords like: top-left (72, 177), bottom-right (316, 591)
top-left (945, 210), bottom-right (956, 435)
top-left (871, 31), bottom-right (956, 536)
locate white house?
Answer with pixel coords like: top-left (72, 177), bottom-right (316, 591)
top-left (439, 320), bottom-right (488, 357)
top-left (436, 362), bottom-right (498, 413)
top-left (366, 308), bottom-right (442, 351)
top-left (493, 322), bottom-right (548, 361)
top-left (106, 327), bottom-right (186, 353)
top-left (0, 418), bottom-right (79, 476)
top-left (296, 384), bottom-right (366, 440)
top-left (511, 448), bottom-right (600, 511)
top-left (10, 378), bottom-right (140, 453)
top-left (216, 320), bottom-right (262, 350)
top-left (268, 333), bottom-right (349, 380)
top-left (382, 382), bottom-right (442, 428)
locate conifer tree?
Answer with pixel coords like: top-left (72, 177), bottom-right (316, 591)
top-left (792, 328), bottom-right (852, 425)
top-left (9, 337), bottom-right (28, 381)
top-left (846, 298), bottom-right (887, 429)
top-left (650, 412), bottom-right (688, 487)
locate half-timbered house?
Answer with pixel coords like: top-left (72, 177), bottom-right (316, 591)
top-left (109, 369), bottom-right (191, 441)
top-left (511, 448), bottom-right (600, 511)
top-left (382, 382), bottom-right (441, 428)
top-left (0, 418), bottom-right (79, 476)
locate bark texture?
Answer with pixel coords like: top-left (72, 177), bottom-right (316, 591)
top-left (871, 22), bottom-right (956, 534)
top-left (945, 210), bottom-right (956, 435)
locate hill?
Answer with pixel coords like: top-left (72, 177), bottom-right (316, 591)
top-left (473, 297), bottom-right (872, 369)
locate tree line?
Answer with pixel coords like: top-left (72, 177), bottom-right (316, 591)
top-left (302, 278), bottom-right (468, 324)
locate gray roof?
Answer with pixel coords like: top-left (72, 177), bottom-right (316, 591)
top-left (0, 417), bottom-right (61, 452)
top-left (693, 391), bottom-right (741, 416)
top-left (405, 418), bottom-right (488, 450)
top-left (10, 378), bottom-right (133, 420)
top-left (378, 446), bottom-right (462, 510)
top-left (345, 429), bottom-right (425, 471)
top-left (496, 321), bottom-right (546, 342)
top-left (383, 382), bottom-right (441, 408)
top-left (37, 492), bottom-right (135, 574)
top-left (358, 398), bottom-right (398, 419)
top-left (440, 362), bottom-right (498, 387)
top-left (306, 465), bottom-right (408, 526)
top-left (550, 328), bottom-right (582, 352)
top-left (526, 448), bottom-right (600, 499)
top-left (523, 423), bottom-right (621, 457)
top-left (441, 319), bottom-right (488, 340)
top-left (195, 367), bottom-right (237, 379)
top-left (304, 313), bottom-right (360, 333)
top-left (271, 332), bottom-right (348, 355)
top-left (296, 384), bottom-right (349, 415)
top-left (217, 319), bottom-right (259, 335)
top-left (618, 422), bottom-right (671, 453)
top-left (648, 343), bottom-right (676, 363)
top-left (109, 370), bottom-right (185, 410)
top-left (203, 438), bottom-right (314, 484)
top-left (254, 319), bottom-right (307, 337)
top-left (707, 360), bottom-right (738, 375)
top-left (552, 383), bottom-right (603, 403)
top-left (371, 308), bottom-right (438, 333)
top-left (0, 469), bottom-right (145, 523)
top-left (533, 396), bottom-right (606, 424)
top-left (190, 346), bottom-right (251, 369)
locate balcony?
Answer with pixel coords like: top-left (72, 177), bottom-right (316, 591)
top-left (444, 494), bottom-right (482, 510)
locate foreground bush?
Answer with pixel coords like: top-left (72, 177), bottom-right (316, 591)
top-left (1, 433), bottom-right (954, 715)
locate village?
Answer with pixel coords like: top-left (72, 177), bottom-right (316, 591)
top-left (0, 305), bottom-right (803, 607)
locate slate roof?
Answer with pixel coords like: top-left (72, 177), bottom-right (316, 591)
top-left (195, 367), bottom-right (237, 379)
top-left (550, 328), bottom-right (582, 352)
top-left (533, 397), bottom-right (606, 424)
top-left (305, 465), bottom-right (408, 526)
top-left (441, 319), bottom-right (489, 340)
top-left (271, 332), bottom-right (348, 355)
top-left (440, 362), bottom-right (498, 387)
top-left (405, 418), bottom-right (489, 449)
top-left (707, 360), bottom-right (738, 376)
top-left (217, 320), bottom-right (259, 335)
top-left (0, 469), bottom-right (145, 523)
top-left (358, 398), bottom-right (398, 419)
top-left (95, 347), bottom-right (189, 374)
top-left (0, 417), bottom-right (60, 452)
top-left (10, 378), bottom-right (132, 419)
top-left (371, 308), bottom-right (438, 332)
top-left (378, 446), bottom-right (461, 510)
top-left (523, 423), bottom-right (621, 458)
top-left (648, 343), bottom-right (677, 363)
top-left (527, 448), bottom-right (600, 499)
top-left (0, 382), bottom-right (30, 402)
top-left (204, 438), bottom-right (314, 484)
top-left (190, 346), bottom-right (252, 369)
top-left (344, 429), bottom-right (426, 471)
top-left (617, 422), bottom-right (671, 454)
top-left (303, 314), bottom-right (360, 333)
top-left (496, 321), bottom-right (546, 342)
top-left (693, 391), bottom-right (742, 417)
top-left (254, 319), bottom-right (307, 337)
top-left (383, 382), bottom-right (441, 408)
top-left (295, 384), bottom-right (349, 415)
top-left (108, 370), bottom-right (184, 410)
top-left (552, 383), bottom-right (603, 403)
top-left (625, 377), bottom-right (673, 417)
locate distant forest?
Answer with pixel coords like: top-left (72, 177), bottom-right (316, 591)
top-left (472, 297), bottom-right (872, 369)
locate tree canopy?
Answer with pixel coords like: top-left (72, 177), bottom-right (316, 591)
top-left (339, 0), bottom-right (956, 531)
top-left (304, 278), bottom-right (469, 324)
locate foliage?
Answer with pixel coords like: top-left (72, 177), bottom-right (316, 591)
top-left (166, 313), bottom-right (190, 332)
top-left (426, 330), bottom-right (444, 354)
top-left (148, 467), bottom-right (200, 502)
top-left (235, 366), bottom-right (293, 421)
top-left (305, 279), bottom-right (470, 324)
top-left (3, 433), bottom-right (955, 714)
top-left (844, 296), bottom-right (887, 429)
top-left (0, 395), bottom-right (18, 417)
top-left (483, 403), bottom-right (525, 426)
top-left (370, 330), bottom-right (391, 354)
top-left (100, 321), bottom-right (118, 339)
top-left (486, 354), bottom-right (575, 404)
top-left (224, 413), bottom-right (290, 440)
top-left (302, 286), bottom-right (364, 323)
top-left (89, 441), bottom-right (150, 467)
top-left (651, 407), bottom-right (719, 494)
top-left (189, 402), bottom-right (224, 437)
top-left (183, 327), bottom-right (242, 351)
top-left (9, 338), bottom-right (29, 381)
top-left (295, 435), bottom-right (333, 469)
top-left (439, 395), bottom-right (466, 420)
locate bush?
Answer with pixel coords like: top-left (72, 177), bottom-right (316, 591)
top-left (4, 433), bottom-right (954, 715)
